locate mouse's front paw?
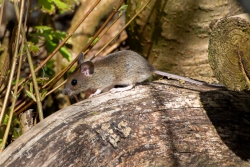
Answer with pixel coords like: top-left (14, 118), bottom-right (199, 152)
top-left (89, 89), bottom-right (102, 97)
top-left (89, 94), bottom-right (96, 98)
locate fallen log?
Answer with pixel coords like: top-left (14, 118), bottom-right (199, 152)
top-left (0, 80), bottom-right (250, 166)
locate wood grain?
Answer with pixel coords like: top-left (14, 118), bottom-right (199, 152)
top-left (0, 80), bottom-right (250, 166)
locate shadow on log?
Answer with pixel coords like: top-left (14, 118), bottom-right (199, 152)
top-left (0, 80), bottom-right (250, 166)
top-left (201, 90), bottom-right (250, 160)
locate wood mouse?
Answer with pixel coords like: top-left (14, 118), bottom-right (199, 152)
top-left (63, 50), bottom-right (212, 97)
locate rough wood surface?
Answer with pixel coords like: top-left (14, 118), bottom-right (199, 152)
top-left (126, 0), bottom-right (242, 83)
top-left (0, 80), bottom-right (250, 166)
top-left (208, 14), bottom-right (250, 91)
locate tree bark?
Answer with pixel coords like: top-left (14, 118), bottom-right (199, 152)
top-left (0, 80), bottom-right (250, 166)
top-left (126, 0), bottom-right (242, 83)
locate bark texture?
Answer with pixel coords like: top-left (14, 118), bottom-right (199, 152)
top-left (208, 14), bottom-right (250, 91)
top-left (0, 80), bottom-right (250, 166)
top-left (126, 0), bottom-right (242, 82)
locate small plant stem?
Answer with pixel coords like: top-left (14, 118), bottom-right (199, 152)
top-left (0, 0), bottom-right (5, 42)
top-left (96, 11), bottom-right (123, 42)
top-left (0, 0), bottom-right (25, 152)
top-left (14, 79), bottom-right (66, 115)
top-left (0, 0), bottom-right (23, 125)
top-left (15, 0), bottom-right (102, 92)
top-left (14, 1), bottom-right (44, 120)
top-left (46, 80), bottom-right (66, 96)
top-left (26, 46), bottom-right (44, 120)
top-left (96, 0), bottom-right (152, 56)
top-left (15, 101), bottom-right (33, 115)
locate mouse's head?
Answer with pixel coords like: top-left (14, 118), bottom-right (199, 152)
top-left (63, 60), bottom-right (94, 96)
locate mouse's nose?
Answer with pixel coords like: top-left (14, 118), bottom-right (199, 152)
top-left (62, 88), bottom-right (71, 95)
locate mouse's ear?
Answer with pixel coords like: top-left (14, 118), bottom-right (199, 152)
top-left (78, 52), bottom-right (85, 65)
top-left (80, 61), bottom-right (94, 76)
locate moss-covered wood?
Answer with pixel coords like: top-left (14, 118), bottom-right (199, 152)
top-left (208, 15), bottom-right (250, 91)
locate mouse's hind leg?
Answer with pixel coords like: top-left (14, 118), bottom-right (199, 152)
top-left (110, 84), bottom-right (134, 93)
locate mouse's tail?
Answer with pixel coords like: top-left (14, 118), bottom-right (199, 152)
top-left (154, 70), bottom-right (205, 85)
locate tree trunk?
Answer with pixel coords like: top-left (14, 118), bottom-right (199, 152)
top-left (126, 0), bottom-right (242, 83)
top-left (0, 80), bottom-right (250, 166)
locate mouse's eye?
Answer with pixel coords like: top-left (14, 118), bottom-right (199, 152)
top-left (71, 79), bottom-right (77, 86)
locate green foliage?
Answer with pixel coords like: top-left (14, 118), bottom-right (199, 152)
top-left (10, 91), bottom-right (20, 99)
top-left (27, 42), bottom-right (40, 54)
top-left (12, 78), bottom-right (24, 85)
top-left (118, 4), bottom-right (128, 16)
top-left (41, 89), bottom-right (47, 101)
top-left (2, 114), bottom-right (9, 125)
top-left (31, 26), bottom-right (71, 61)
top-left (25, 83), bottom-right (47, 102)
top-left (88, 37), bottom-right (99, 46)
top-left (30, 81), bottom-right (34, 93)
top-left (25, 82), bottom-right (37, 102)
top-left (26, 90), bottom-right (36, 102)
top-left (38, 0), bottom-right (78, 14)
top-left (59, 45), bottom-right (71, 60)
top-left (2, 112), bottom-right (22, 140)
top-left (118, 5), bottom-right (128, 11)
top-left (29, 1), bottom-right (77, 79)
top-left (36, 77), bottom-right (49, 84)
top-left (42, 59), bottom-right (55, 77)
top-left (11, 115), bottom-right (22, 139)
top-left (30, 26), bottom-right (71, 62)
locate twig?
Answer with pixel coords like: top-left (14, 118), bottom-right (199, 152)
top-left (102, 33), bottom-right (127, 56)
top-left (87, 11), bottom-right (125, 60)
top-left (0, 0), bottom-right (25, 152)
top-left (0, 0), bottom-right (5, 43)
top-left (95, 0), bottom-right (152, 56)
top-left (14, 76), bottom-right (66, 115)
top-left (98, 12), bottom-right (123, 40)
top-left (0, 2), bottom-right (22, 125)
top-left (15, 100), bottom-right (33, 115)
top-left (15, 0), bottom-right (102, 93)
top-left (46, 80), bottom-right (66, 96)
top-left (44, 0), bottom-right (125, 90)
top-left (14, 1), bottom-right (44, 120)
